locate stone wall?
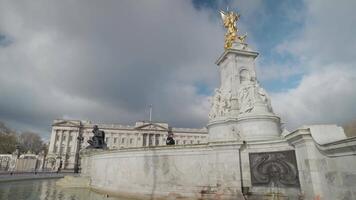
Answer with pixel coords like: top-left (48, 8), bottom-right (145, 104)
top-left (286, 126), bottom-right (356, 200)
top-left (14, 159), bottom-right (37, 172)
top-left (80, 143), bottom-right (244, 199)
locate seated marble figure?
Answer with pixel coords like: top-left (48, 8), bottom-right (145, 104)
top-left (87, 125), bottom-right (107, 149)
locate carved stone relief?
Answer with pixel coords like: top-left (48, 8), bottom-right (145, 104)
top-left (208, 89), bottom-right (232, 120)
top-left (209, 67), bottom-right (274, 120)
top-left (249, 150), bottom-right (300, 187)
top-left (255, 83), bottom-right (273, 112)
top-left (237, 85), bottom-right (254, 113)
top-left (236, 82), bottom-right (273, 114)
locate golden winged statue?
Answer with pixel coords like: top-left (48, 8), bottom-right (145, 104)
top-left (220, 10), bottom-right (247, 49)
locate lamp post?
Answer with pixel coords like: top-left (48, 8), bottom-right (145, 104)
top-left (74, 133), bottom-right (84, 173)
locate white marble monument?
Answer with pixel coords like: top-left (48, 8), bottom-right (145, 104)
top-left (208, 42), bottom-right (281, 143)
top-left (59, 10), bottom-right (356, 200)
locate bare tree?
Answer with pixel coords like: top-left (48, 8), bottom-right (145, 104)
top-left (18, 132), bottom-right (44, 154)
top-left (0, 133), bottom-right (17, 154)
top-left (0, 121), bottom-right (13, 134)
top-left (0, 121), bottom-right (18, 154)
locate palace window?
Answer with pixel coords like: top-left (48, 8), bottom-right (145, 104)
top-left (130, 138), bottom-right (133, 144)
top-left (114, 138), bottom-right (117, 143)
top-left (148, 134), bottom-right (153, 146)
top-left (155, 135), bottom-right (159, 146)
top-left (121, 138), bottom-right (125, 144)
top-left (143, 134), bottom-right (147, 146)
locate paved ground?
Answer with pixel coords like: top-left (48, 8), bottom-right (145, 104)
top-left (0, 172), bottom-right (75, 182)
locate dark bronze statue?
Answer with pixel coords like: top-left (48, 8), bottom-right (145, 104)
top-left (87, 125), bottom-right (107, 149)
top-left (166, 133), bottom-right (175, 145)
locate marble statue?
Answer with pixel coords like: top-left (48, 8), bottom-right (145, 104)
top-left (237, 85), bottom-right (254, 114)
top-left (256, 82), bottom-right (273, 112)
top-left (236, 82), bottom-right (273, 114)
top-left (208, 89), bottom-right (221, 119)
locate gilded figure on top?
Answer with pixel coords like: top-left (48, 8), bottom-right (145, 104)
top-left (220, 10), bottom-right (246, 49)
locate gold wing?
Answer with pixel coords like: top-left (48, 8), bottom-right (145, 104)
top-left (219, 10), bottom-right (226, 22)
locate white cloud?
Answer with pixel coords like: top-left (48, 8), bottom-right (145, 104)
top-left (272, 66), bottom-right (356, 129)
top-left (271, 0), bottom-right (356, 130)
top-left (256, 62), bottom-right (302, 82)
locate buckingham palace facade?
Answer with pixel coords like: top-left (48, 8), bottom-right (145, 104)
top-left (47, 119), bottom-right (208, 170)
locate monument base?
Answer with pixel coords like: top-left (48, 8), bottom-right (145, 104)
top-left (79, 144), bottom-right (245, 200)
top-left (208, 113), bottom-right (281, 143)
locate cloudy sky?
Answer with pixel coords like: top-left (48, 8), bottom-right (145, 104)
top-left (0, 0), bottom-right (355, 139)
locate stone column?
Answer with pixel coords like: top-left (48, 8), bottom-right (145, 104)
top-left (72, 129), bottom-right (79, 154)
top-left (122, 135), bottom-right (126, 147)
top-left (142, 133), bottom-right (146, 146)
top-left (48, 129), bottom-right (57, 154)
top-left (63, 130), bottom-right (70, 168)
top-left (108, 132), bottom-right (112, 148)
top-left (58, 130), bottom-right (64, 157)
top-left (145, 133), bottom-right (149, 146)
top-left (155, 134), bottom-right (160, 146)
top-left (149, 134), bottom-right (153, 146)
top-left (162, 134), bottom-right (166, 144)
top-left (128, 134), bottom-right (132, 147)
top-left (135, 133), bottom-right (140, 147)
top-left (118, 133), bottom-right (122, 147)
top-left (126, 134), bottom-right (130, 147)
top-left (66, 131), bottom-right (71, 151)
top-left (72, 129), bottom-right (80, 172)
top-left (111, 133), bottom-right (115, 147)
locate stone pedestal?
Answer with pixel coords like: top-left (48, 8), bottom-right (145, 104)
top-left (237, 114), bottom-right (281, 141)
top-left (208, 42), bottom-right (281, 143)
top-left (79, 144), bottom-right (245, 199)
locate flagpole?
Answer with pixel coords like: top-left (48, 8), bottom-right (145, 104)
top-left (149, 104), bottom-right (152, 122)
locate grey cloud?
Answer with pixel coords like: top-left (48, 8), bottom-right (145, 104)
top-left (3, 0), bottom-right (354, 140)
top-left (0, 1), bottom-right (233, 139)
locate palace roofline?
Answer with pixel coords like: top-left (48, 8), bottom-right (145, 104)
top-left (52, 119), bottom-right (207, 133)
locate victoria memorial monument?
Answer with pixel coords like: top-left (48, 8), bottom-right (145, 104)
top-left (56, 10), bottom-right (356, 200)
